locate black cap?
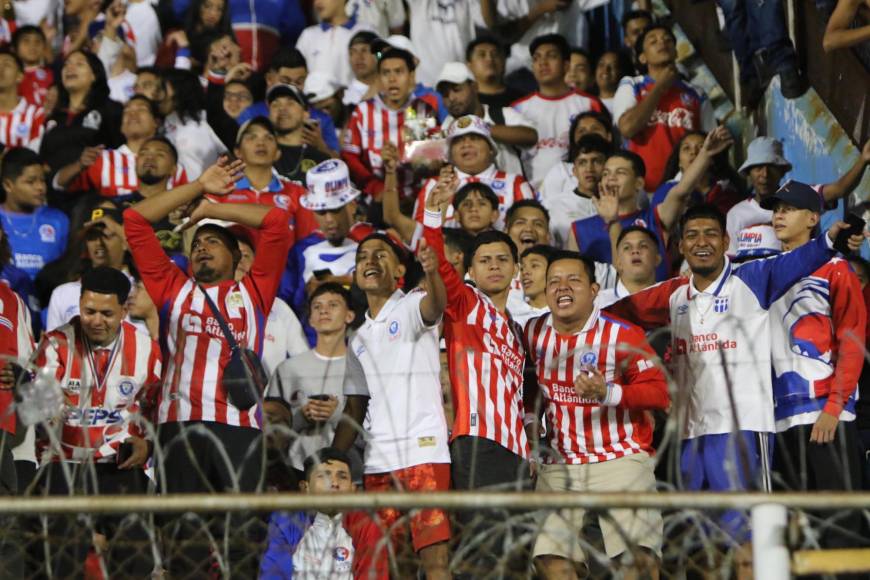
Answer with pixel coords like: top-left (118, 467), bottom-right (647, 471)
top-left (266, 83), bottom-right (307, 107)
top-left (235, 116), bottom-right (276, 147)
top-left (760, 180), bottom-right (822, 212)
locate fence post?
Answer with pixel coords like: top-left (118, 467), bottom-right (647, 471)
top-left (752, 503), bottom-right (789, 579)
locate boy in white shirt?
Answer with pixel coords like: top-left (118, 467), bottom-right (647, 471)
top-left (295, 0), bottom-right (375, 87)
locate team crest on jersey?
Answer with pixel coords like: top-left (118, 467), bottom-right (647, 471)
top-left (118, 380), bottom-right (136, 396)
top-left (273, 194), bottom-right (290, 210)
top-left (39, 224), bottom-right (56, 243)
top-left (227, 292), bottom-right (244, 308)
top-left (15, 123), bottom-right (28, 136)
top-left (491, 180), bottom-right (505, 190)
top-left (714, 297), bottom-right (729, 313)
top-left (388, 320), bottom-right (400, 340)
top-left (334, 547), bottom-right (350, 562)
top-left (580, 351), bottom-right (598, 366)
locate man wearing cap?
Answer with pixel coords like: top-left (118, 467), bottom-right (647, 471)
top-left (212, 115), bottom-right (318, 244)
top-left (413, 114), bottom-right (537, 232)
top-left (436, 61), bottom-right (537, 176)
top-left (765, 181), bottom-right (865, 549)
top-left (342, 43), bottom-right (440, 201)
top-left (292, 159), bottom-right (374, 314)
top-left (122, 157), bottom-right (292, 576)
top-left (304, 72), bottom-right (347, 135)
top-left (513, 34), bottom-right (605, 188)
top-left (726, 136), bottom-right (870, 260)
top-left (268, 84), bottom-right (330, 184)
top-left (295, 0), bottom-right (375, 87)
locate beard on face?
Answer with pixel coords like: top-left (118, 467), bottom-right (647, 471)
top-left (194, 264), bottom-right (221, 283)
top-left (139, 171), bottom-right (168, 185)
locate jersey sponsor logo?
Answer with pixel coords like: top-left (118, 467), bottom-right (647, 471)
top-left (649, 107), bottom-right (695, 130)
top-left (64, 407), bottom-right (124, 425)
top-left (14, 253), bottom-right (45, 270)
top-left (674, 333), bottom-right (737, 355)
top-left (714, 297), bottom-right (729, 313)
top-left (118, 379), bottom-right (136, 397)
top-left (545, 380), bottom-right (601, 406)
top-left (481, 332), bottom-right (523, 374)
top-left (38, 224), bottom-right (56, 243)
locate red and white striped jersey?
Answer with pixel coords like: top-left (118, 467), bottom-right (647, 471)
top-left (0, 99), bottom-right (45, 151)
top-left (35, 318), bottom-right (161, 462)
top-left (413, 164), bottom-right (538, 230)
top-left (341, 94), bottom-right (440, 199)
top-left (19, 66), bottom-right (54, 107)
top-left (123, 206), bottom-right (292, 428)
top-left (67, 144), bottom-right (189, 198)
top-left (423, 219), bottom-right (529, 458)
top-left (523, 310), bottom-right (669, 464)
top-left (0, 283), bottom-right (34, 434)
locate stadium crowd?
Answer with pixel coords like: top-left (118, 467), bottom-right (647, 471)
top-left (0, 0), bottom-right (868, 578)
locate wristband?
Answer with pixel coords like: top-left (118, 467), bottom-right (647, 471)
top-left (601, 382), bottom-right (623, 406)
top-left (423, 208), bottom-right (443, 228)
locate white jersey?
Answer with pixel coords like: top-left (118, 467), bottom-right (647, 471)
top-left (407, 0), bottom-right (476, 86)
top-left (261, 298), bottom-right (309, 376)
top-left (605, 234), bottom-right (838, 439)
top-left (346, 0), bottom-right (406, 37)
top-left (296, 19), bottom-right (375, 87)
top-left (291, 513), bottom-right (355, 579)
top-left (512, 90), bottom-right (604, 187)
top-left (163, 111), bottom-right (227, 179)
top-left (539, 161), bottom-right (597, 249)
top-left (124, 0), bottom-right (162, 67)
top-left (344, 289), bottom-right (450, 473)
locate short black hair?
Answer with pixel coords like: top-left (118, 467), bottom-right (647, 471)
top-left (377, 48), bottom-right (415, 71)
top-left (309, 281), bottom-right (353, 311)
top-left (679, 203), bottom-right (726, 235)
top-left (0, 147), bottom-right (42, 187)
top-left (81, 266), bottom-right (132, 303)
top-left (521, 244), bottom-right (556, 262)
top-left (269, 48), bottom-right (307, 72)
top-left (616, 225), bottom-right (660, 249)
top-left (142, 136), bottom-right (179, 163)
top-left (443, 228), bottom-right (473, 256)
top-left (569, 47), bottom-right (591, 62)
top-left (358, 232), bottom-right (408, 264)
top-left (0, 47), bottom-right (23, 73)
top-left (126, 93), bottom-right (160, 120)
top-left (546, 250), bottom-right (596, 284)
top-left (466, 35), bottom-right (507, 61)
top-left (465, 230), bottom-right (518, 271)
top-left (568, 133), bottom-right (613, 165)
top-left (530, 33), bottom-right (570, 60)
top-left (607, 149), bottom-right (646, 179)
top-left (193, 223), bottom-right (242, 267)
top-left (635, 24), bottom-right (676, 62)
top-left (453, 182), bottom-right (499, 211)
top-left (349, 30), bottom-right (379, 48)
top-left (506, 199), bottom-right (550, 228)
top-left (303, 447), bottom-right (352, 481)
top-left (621, 9), bottom-right (654, 29)
top-left (11, 24), bottom-right (46, 49)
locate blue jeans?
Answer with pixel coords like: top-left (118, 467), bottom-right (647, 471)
top-left (716, 0), bottom-right (797, 80)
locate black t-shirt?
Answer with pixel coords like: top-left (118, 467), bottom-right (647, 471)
top-left (276, 145), bottom-right (330, 184)
top-left (479, 87), bottom-right (527, 110)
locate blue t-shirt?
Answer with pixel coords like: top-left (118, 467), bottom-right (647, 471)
top-left (572, 203), bottom-right (670, 281)
top-left (0, 206), bottom-right (69, 280)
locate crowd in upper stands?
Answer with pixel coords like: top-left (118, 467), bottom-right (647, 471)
top-left (0, 0), bottom-right (868, 578)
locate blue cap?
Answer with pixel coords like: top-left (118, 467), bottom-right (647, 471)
top-left (760, 180), bottom-right (822, 212)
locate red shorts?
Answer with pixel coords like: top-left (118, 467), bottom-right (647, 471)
top-left (364, 462), bottom-right (451, 552)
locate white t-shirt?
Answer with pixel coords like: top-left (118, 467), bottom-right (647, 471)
top-left (125, 0), bottom-right (162, 67)
top-left (108, 69), bottom-right (136, 104)
top-left (512, 91), bottom-right (604, 188)
top-left (726, 197), bottom-right (779, 259)
top-left (343, 78), bottom-right (372, 107)
top-left (407, 0), bottom-right (476, 86)
top-left (261, 298), bottom-right (309, 376)
top-left (442, 104), bottom-right (534, 176)
top-left (296, 20), bottom-right (375, 88)
top-left (302, 238), bottom-right (359, 283)
top-left (346, 0), bottom-right (407, 37)
top-left (344, 288), bottom-right (450, 473)
top-left (539, 161), bottom-right (597, 249)
top-left (164, 112), bottom-right (227, 179)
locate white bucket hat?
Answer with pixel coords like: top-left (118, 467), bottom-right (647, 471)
top-left (738, 136), bottom-right (792, 175)
top-left (301, 160), bottom-right (361, 211)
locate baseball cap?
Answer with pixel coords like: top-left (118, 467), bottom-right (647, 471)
top-left (266, 83), bottom-right (307, 107)
top-left (436, 62), bottom-right (475, 92)
top-left (760, 180), bottom-right (822, 212)
top-left (235, 116), bottom-right (276, 147)
top-left (738, 136), bottom-right (793, 175)
top-left (304, 72), bottom-right (342, 103)
top-left (446, 115), bottom-right (497, 153)
top-left (301, 159), bottom-right (361, 211)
